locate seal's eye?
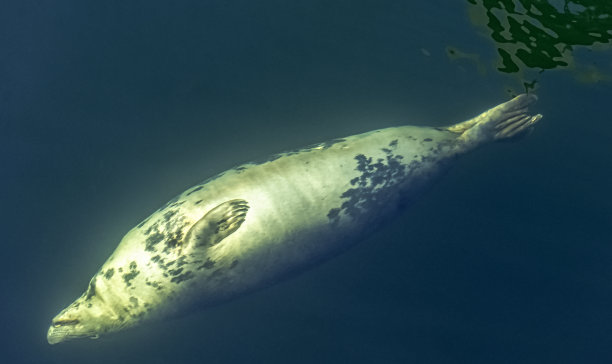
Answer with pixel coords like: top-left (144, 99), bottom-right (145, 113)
top-left (53, 319), bottom-right (80, 327)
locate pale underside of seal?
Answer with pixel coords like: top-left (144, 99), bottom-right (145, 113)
top-left (47, 94), bottom-right (542, 344)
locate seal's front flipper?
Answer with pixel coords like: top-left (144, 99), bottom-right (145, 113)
top-left (448, 94), bottom-right (543, 148)
top-left (185, 199), bottom-right (249, 251)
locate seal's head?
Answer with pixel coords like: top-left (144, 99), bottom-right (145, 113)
top-left (47, 277), bottom-right (124, 345)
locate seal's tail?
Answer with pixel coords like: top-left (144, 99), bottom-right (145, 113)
top-left (448, 94), bottom-right (543, 147)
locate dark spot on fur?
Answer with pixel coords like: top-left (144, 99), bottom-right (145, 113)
top-left (123, 272), bottom-right (139, 286)
top-left (145, 279), bottom-right (163, 291)
top-left (423, 138), bottom-right (433, 142)
top-left (198, 258), bottom-right (216, 270)
top-left (164, 210), bottom-right (178, 221)
top-left (145, 232), bottom-right (165, 252)
top-left (328, 135), bottom-right (456, 226)
top-left (186, 186), bottom-right (203, 196)
top-left (122, 262), bottom-right (140, 287)
top-left (327, 208), bottom-right (340, 220)
top-left (85, 279), bottom-right (96, 300)
top-left (168, 267), bottom-right (184, 276)
top-left (143, 222), bottom-right (158, 236)
top-left (231, 260), bottom-right (239, 268)
top-left (129, 297), bottom-right (139, 307)
top-left (170, 271), bottom-right (195, 284)
top-left (195, 200), bottom-right (203, 205)
top-left (156, 257), bottom-right (167, 268)
top-left (143, 211), bottom-right (189, 254)
top-left (328, 148), bottom-right (407, 225)
top-left (176, 256), bottom-right (188, 268)
top-left (162, 236), bottom-right (182, 254)
top-left (104, 268), bottom-right (115, 280)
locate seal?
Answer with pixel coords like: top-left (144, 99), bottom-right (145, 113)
top-left (47, 94), bottom-right (542, 344)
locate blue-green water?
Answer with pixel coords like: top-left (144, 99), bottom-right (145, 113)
top-left (2, 1), bottom-right (612, 363)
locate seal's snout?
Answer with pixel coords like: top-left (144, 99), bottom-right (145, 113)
top-left (47, 312), bottom-right (81, 345)
top-left (47, 325), bottom-right (64, 345)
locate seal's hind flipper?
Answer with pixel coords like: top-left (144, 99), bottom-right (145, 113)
top-left (488, 94), bottom-right (543, 140)
top-left (185, 199), bottom-right (249, 251)
top-left (448, 94), bottom-right (542, 147)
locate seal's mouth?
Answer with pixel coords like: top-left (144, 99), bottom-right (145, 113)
top-left (52, 319), bottom-right (80, 327)
top-left (47, 318), bottom-right (100, 345)
top-left (47, 329), bottom-right (61, 345)
top-left (47, 325), bottom-right (69, 345)
top-left (47, 324), bottom-right (100, 345)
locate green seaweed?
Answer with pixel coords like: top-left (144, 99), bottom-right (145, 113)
top-left (464, 0), bottom-right (612, 92)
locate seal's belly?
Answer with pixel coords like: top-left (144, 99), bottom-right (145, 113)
top-left (107, 126), bottom-right (456, 311)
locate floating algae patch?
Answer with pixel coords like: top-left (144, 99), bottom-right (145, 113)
top-left (463, 0), bottom-right (612, 93)
top-left (446, 46), bottom-right (488, 75)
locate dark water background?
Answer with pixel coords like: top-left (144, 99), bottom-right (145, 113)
top-left (2, 1), bottom-right (612, 363)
